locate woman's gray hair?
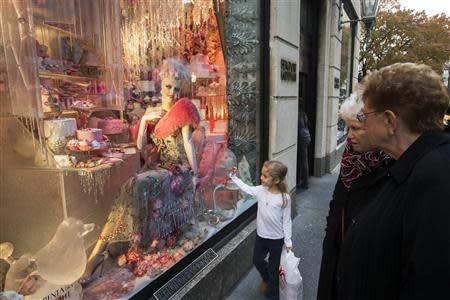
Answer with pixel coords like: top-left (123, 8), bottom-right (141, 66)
top-left (339, 93), bottom-right (364, 121)
top-left (159, 58), bottom-right (190, 83)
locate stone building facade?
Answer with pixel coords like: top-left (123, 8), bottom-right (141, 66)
top-left (269, 0), bottom-right (363, 181)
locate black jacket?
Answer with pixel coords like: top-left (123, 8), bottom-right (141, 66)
top-left (317, 167), bottom-right (388, 300)
top-left (336, 131), bottom-right (450, 300)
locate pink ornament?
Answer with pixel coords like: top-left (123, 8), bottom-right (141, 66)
top-left (129, 119), bottom-right (140, 143)
top-left (170, 173), bottom-right (184, 196)
top-left (97, 81), bottom-right (106, 94)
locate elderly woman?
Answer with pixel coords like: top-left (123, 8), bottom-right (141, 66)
top-left (317, 94), bottom-right (390, 300)
top-left (336, 63), bottom-right (450, 299)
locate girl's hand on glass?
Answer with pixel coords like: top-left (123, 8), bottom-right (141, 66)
top-left (229, 167), bottom-right (238, 177)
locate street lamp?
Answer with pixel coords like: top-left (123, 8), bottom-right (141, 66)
top-left (361, 0), bottom-right (380, 29)
top-left (340, 0), bottom-right (380, 30)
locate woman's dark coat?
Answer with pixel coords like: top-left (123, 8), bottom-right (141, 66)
top-left (336, 131), bottom-right (450, 300)
top-left (317, 165), bottom-right (388, 300)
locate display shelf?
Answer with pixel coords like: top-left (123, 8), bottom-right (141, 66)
top-left (39, 71), bottom-right (100, 82)
top-left (38, 22), bottom-right (98, 50)
top-left (72, 106), bottom-right (124, 121)
top-left (72, 106), bottom-right (122, 113)
top-left (40, 22), bottom-right (82, 40)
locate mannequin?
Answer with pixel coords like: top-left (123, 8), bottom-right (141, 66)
top-left (81, 59), bottom-right (201, 284)
top-left (137, 58), bottom-right (199, 179)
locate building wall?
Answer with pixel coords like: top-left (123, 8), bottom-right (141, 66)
top-left (313, 0), bottom-right (362, 175)
top-left (268, 0), bottom-right (300, 190)
top-left (268, 0), bottom-right (362, 181)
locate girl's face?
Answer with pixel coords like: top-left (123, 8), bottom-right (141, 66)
top-left (260, 166), bottom-right (276, 187)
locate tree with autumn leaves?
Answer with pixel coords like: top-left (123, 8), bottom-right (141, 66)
top-left (359, 0), bottom-right (450, 78)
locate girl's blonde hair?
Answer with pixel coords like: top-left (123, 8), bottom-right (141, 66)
top-left (263, 160), bottom-right (289, 208)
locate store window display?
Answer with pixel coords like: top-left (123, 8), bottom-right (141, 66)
top-left (0, 0), bottom-right (260, 298)
top-left (80, 61), bottom-right (247, 298)
top-left (80, 59), bottom-right (206, 288)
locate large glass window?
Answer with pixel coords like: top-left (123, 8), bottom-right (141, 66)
top-left (0, 0), bottom-right (261, 298)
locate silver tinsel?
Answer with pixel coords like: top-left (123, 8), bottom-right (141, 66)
top-left (78, 166), bottom-right (111, 203)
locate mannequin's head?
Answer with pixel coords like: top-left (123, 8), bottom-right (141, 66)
top-left (159, 58), bottom-right (189, 108)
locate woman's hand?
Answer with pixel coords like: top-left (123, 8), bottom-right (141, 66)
top-left (229, 166), bottom-right (238, 177)
top-left (286, 246), bottom-right (293, 253)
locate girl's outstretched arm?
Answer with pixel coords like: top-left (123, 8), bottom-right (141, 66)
top-left (229, 174), bottom-right (260, 196)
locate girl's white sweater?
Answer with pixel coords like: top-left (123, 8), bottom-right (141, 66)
top-left (230, 174), bottom-right (292, 247)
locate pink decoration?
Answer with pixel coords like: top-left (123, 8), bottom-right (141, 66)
top-left (198, 141), bottom-right (221, 181)
top-left (209, 105), bottom-right (215, 132)
top-left (154, 98), bottom-right (200, 139)
top-left (76, 128), bottom-right (103, 142)
top-left (97, 81), bottom-right (106, 94)
top-left (152, 68), bottom-right (160, 81)
top-left (97, 117), bottom-right (123, 134)
top-left (129, 119), bottom-right (140, 143)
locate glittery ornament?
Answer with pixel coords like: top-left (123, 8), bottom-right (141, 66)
top-left (47, 136), bottom-right (67, 154)
top-left (78, 167), bottom-right (111, 203)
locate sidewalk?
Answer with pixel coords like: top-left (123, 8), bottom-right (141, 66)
top-left (226, 169), bottom-right (339, 300)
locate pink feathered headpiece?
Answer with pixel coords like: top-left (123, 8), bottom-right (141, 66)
top-left (154, 98), bottom-right (200, 139)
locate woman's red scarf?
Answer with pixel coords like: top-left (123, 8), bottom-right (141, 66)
top-left (340, 139), bottom-right (391, 189)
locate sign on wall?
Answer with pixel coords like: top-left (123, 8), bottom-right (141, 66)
top-left (281, 59), bottom-right (297, 82)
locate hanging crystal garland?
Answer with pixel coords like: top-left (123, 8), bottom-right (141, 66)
top-left (78, 167), bottom-right (111, 203)
top-left (120, 0), bottom-right (214, 73)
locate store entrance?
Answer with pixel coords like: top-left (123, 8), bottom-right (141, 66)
top-left (298, 0), bottom-right (320, 181)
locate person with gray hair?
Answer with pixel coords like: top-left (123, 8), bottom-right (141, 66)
top-left (338, 93), bottom-right (363, 123)
top-left (336, 63), bottom-right (450, 299)
top-left (317, 93), bottom-right (391, 300)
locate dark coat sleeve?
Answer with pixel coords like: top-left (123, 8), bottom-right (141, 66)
top-left (317, 177), bottom-right (346, 300)
top-left (400, 147), bottom-right (450, 300)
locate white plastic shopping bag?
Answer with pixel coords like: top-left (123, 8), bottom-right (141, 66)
top-left (279, 249), bottom-right (303, 300)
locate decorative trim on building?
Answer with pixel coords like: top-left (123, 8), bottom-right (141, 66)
top-left (226, 0), bottom-right (260, 181)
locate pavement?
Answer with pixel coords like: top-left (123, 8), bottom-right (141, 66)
top-left (225, 168), bottom-right (339, 300)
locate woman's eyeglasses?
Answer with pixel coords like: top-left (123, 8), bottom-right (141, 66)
top-left (356, 110), bottom-right (381, 122)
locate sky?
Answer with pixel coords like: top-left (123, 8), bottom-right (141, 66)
top-left (399, 0), bottom-right (450, 16)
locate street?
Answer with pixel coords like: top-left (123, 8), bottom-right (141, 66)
top-left (226, 168), bottom-right (339, 300)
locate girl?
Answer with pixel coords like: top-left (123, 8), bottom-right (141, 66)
top-left (230, 160), bottom-right (293, 300)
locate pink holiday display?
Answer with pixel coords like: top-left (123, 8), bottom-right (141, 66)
top-left (76, 128), bottom-right (103, 142)
top-left (97, 118), bottom-right (123, 134)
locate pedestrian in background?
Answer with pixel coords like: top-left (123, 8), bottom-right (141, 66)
top-left (230, 161), bottom-right (292, 300)
top-left (317, 94), bottom-right (390, 300)
top-left (297, 104), bottom-right (311, 189)
top-left (336, 63), bottom-right (450, 299)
